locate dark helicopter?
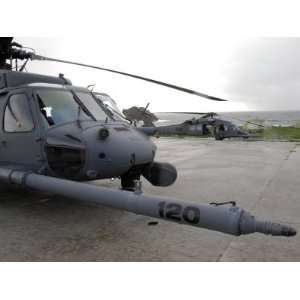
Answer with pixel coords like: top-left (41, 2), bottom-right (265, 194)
top-left (122, 105), bottom-right (252, 140)
top-left (153, 112), bottom-right (251, 140)
top-left (0, 37), bottom-right (295, 238)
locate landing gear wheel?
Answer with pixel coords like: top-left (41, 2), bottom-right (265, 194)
top-left (214, 126), bottom-right (224, 140)
top-left (121, 175), bottom-right (140, 191)
top-left (214, 134), bottom-right (224, 141)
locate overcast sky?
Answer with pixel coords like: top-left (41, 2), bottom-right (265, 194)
top-left (17, 37), bottom-right (300, 112)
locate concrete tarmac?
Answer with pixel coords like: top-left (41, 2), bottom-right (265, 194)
top-left (0, 138), bottom-right (299, 261)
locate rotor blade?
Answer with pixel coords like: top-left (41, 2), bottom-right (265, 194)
top-left (161, 112), bottom-right (206, 115)
top-left (232, 117), bottom-right (265, 128)
top-left (161, 112), bottom-right (219, 116)
top-left (144, 102), bottom-right (150, 112)
top-left (143, 102), bottom-right (151, 115)
top-left (31, 54), bottom-right (228, 101)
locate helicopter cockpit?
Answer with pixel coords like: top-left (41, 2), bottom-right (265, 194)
top-left (35, 88), bottom-right (111, 128)
top-left (93, 92), bottom-right (130, 123)
top-left (0, 71), bottom-right (157, 183)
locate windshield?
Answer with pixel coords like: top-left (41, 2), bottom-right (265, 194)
top-left (95, 93), bottom-right (129, 123)
top-left (36, 89), bottom-right (109, 127)
top-left (76, 91), bottom-right (109, 121)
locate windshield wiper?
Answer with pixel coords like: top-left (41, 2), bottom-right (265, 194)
top-left (72, 94), bottom-right (95, 121)
top-left (106, 105), bottom-right (130, 123)
top-left (77, 105), bottom-right (83, 129)
top-left (37, 94), bottom-right (55, 126)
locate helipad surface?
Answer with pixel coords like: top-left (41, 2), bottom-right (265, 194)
top-left (0, 138), bottom-right (299, 261)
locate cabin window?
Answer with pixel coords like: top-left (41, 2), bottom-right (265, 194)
top-left (4, 94), bottom-right (34, 132)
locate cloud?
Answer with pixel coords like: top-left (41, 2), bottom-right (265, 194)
top-left (225, 38), bottom-right (300, 110)
top-left (19, 37), bottom-right (300, 112)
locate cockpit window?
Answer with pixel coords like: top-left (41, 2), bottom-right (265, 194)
top-left (37, 89), bottom-right (92, 127)
top-left (95, 93), bottom-right (129, 123)
top-left (75, 92), bottom-right (108, 121)
top-left (36, 89), bottom-right (109, 127)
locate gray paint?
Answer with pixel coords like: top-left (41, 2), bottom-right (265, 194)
top-left (0, 39), bottom-right (296, 240)
top-left (0, 167), bottom-right (295, 237)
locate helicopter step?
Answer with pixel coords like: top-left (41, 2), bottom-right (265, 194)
top-left (0, 167), bottom-right (296, 237)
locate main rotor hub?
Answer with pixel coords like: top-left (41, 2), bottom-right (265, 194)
top-left (0, 37), bottom-right (33, 70)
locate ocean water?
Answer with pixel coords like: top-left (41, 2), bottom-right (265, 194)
top-left (155, 111), bottom-right (300, 127)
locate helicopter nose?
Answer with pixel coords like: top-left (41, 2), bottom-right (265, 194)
top-left (82, 124), bottom-right (156, 180)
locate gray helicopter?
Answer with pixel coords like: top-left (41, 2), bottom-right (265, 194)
top-left (123, 106), bottom-right (254, 140)
top-left (154, 112), bottom-right (252, 140)
top-left (0, 37), bottom-right (295, 238)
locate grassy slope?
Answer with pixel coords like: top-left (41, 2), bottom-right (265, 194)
top-left (247, 127), bottom-right (300, 140)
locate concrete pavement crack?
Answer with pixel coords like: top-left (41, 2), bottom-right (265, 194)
top-left (248, 142), bottom-right (296, 211)
top-left (216, 143), bottom-right (296, 262)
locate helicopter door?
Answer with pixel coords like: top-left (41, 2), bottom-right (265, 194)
top-left (0, 91), bottom-right (43, 169)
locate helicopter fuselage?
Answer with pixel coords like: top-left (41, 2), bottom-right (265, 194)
top-left (141, 118), bottom-right (249, 140)
top-left (0, 70), bottom-right (166, 186)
